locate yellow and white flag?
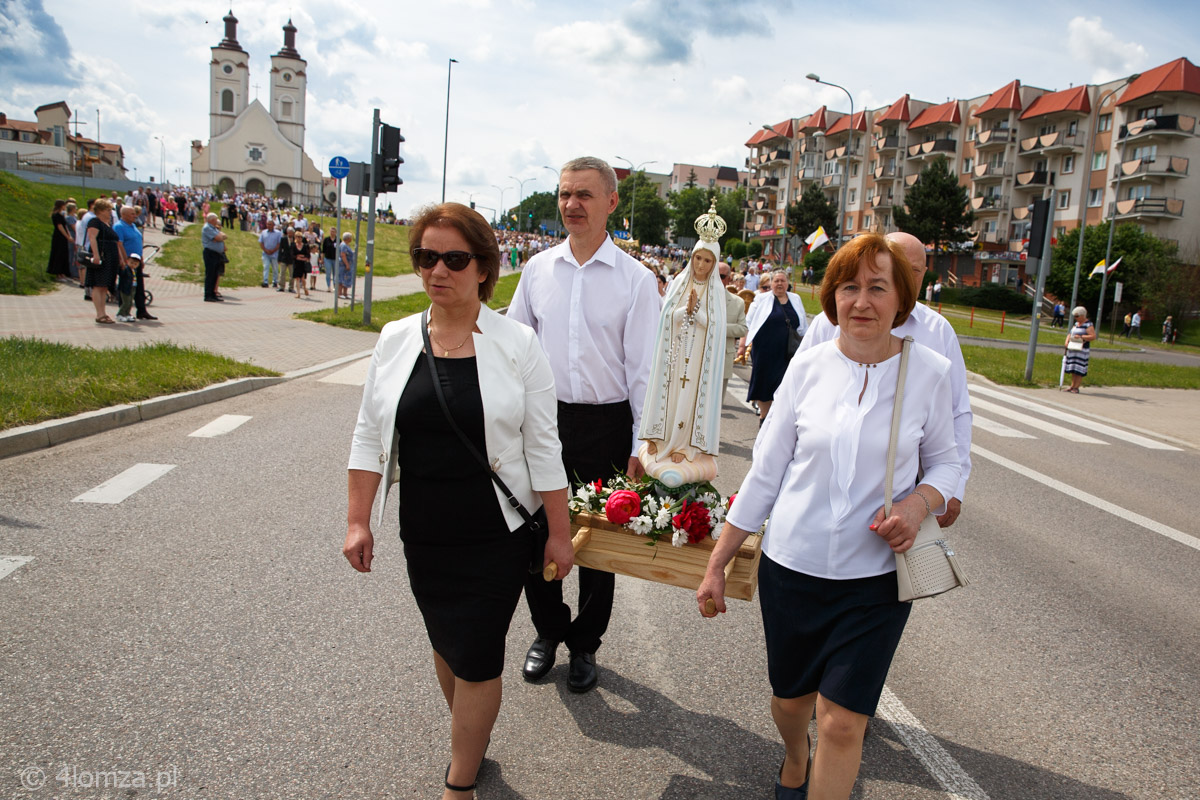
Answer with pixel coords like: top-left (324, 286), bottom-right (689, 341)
top-left (1088, 256), bottom-right (1121, 279)
top-left (805, 226), bottom-right (830, 251)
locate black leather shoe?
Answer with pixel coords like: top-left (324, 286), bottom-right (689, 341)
top-left (523, 637), bottom-right (557, 683)
top-left (568, 650), bottom-right (598, 693)
top-left (136, 313), bottom-right (158, 320)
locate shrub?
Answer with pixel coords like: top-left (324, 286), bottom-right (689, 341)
top-left (952, 282), bottom-right (1033, 313)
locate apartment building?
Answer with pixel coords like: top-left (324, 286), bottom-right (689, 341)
top-left (743, 56), bottom-right (1200, 279)
top-left (667, 163), bottom-right (748, 194)
top-left (0, 102), bottom-right (126, 175)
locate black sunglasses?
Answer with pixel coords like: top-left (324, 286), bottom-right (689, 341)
top-left (412, 248), bottom-right (479, 271)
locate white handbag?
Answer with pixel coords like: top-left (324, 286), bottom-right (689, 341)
top-left (886, 337), bottom-right (970, 602)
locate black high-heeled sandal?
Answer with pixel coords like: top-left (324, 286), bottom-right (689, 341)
top-left (774, 733), bottom-right (811, 799)
top-left (444, 763), bottom-right (476, 796)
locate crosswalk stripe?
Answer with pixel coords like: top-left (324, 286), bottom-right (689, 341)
top-left (188, 414), bottom-right (252, 438)
top-left (968, 398), bottom-right (1108, 444)
top-left (972, 414), bottom-right (1036, 439)
top-left (319, 359), bottom-right (371, 386)
top-left (72, 463), bottom-right (176, 504)
top-left (0, 556), bottom-right (33, 581)
top-left (969, 385), bottom-right (1180, 451)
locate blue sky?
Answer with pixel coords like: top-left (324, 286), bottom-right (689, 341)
top-left (1, 0), bottom-right (1196, 215)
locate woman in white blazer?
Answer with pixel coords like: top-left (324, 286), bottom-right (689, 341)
top-left (344, 203), bottom-right (572, 799)
top-left (744, 270), bottom-right (808, 423)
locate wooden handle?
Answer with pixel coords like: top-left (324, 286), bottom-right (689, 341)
top-left (542, 527), bottom-right (592, 581)
top-left (703, 558), bottom-right (737, 616)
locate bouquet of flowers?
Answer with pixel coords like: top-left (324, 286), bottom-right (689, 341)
top-left (568, 475), bottom-right (732, 548)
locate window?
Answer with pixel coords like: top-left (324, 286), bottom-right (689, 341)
top-left (1128, 184), bottom-right (1151, 200)
top-left (851, 163), bottom-right (859, 177)
top-left (864, 215), bottom-right (872, 229)
top-left (1039, 124), bottom-right (1057, 136)
top-left (869, 159), bottom-right (876, 172)
top-left (1067, 120), bottom-right (1078, 136)
top-left (221, 89), bottom-right (234, 113)
top-left (1136, 106), bottom-right (1163, 120)
top-left (281, 98), bottom-right (293, 119)
top-left (1058, 191), bottom-right (1070, 209)
top-left (989, 152), bottom-right (1004, 168)
top-left (21, 131), bottom-right (34, 142)
top-left (1056, 226), bottom-right (1067, 239)
top-left (1088, 188), bottom-right (1103, 207)
top-left (0, 130), bottom-right (12, 140)
top-left (53, 126), bottom-right (63, 147)
top-left (849, 189), bottom-right (857, 204)
top-left (844, 213), bottom-right (852, 231)
top-left (1092, 151), bottom-right (1108, 170)
top-left (1062, 155), bottom-right (1075, 174)
top-left (1097, 114), bottom-right (1112, 132)
top-left (1035, 159), bottom-right (1048, 173)
top-left (967, 125), bottom-right (977, 141)
top-left (1132, 144), bottom-right (1157, 162)
top-left (962, 157), bottom-right (973, 173)
top-left (984, 220), bottom-right (997, 233)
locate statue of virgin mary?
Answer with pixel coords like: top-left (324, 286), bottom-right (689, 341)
top-left (638, 201), bottom-right (727, 488)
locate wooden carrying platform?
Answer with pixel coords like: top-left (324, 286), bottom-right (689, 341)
top-left (564, 512), bottom-right (763, 601)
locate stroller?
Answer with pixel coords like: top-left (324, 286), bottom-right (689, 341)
top-left (162, 213), bottom-right (178, 235)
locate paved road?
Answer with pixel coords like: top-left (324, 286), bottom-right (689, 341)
top-left (2, 362), bottom-right (1196, 799)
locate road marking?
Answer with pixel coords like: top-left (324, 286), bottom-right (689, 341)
top-left (968, 398), bottom-right (1107, 444)
top-left (72, 463), bottom-right (176, 504)
top-left (188, 414), bottom-right (252, 438)
top-left (0, 556), bottom-right (33, 581)
top-left (725, 374), bottom-right (757, 412)
top-left (972, 414), bottom-right (1036, 439)
top-left (969, 385), bottom-right (1180, 451)
top-left (878, 687), bottom-right (990, 800)
top-left (973, 445), bottom-right (1200, 552)
top-left (319, 359), bottom-right (370, 386)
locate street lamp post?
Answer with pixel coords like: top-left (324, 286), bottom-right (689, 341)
top-left (509, 175), bottom-right (533, 232)
top-left (1098, 114), bottom-right (1156, 332)
top-left (491, 184), bottom-right (508, 227)
top-left (614, 156), bottom-right (656, 244)
top-left (441, 57), bottom-right (458, 203)
top-left (153, 135), bottom-right (166, 186)
top-left (543, 166), bottom-right (561, 235)
top-left (806, 74), bottom-right (854, 245)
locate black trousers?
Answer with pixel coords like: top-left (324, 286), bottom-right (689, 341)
top-left (133, 263), bottom-right (148, 315)
top-left (523, 400), bottom-right (632, 654)
top-left (202, 248), bottom-right (222, 299)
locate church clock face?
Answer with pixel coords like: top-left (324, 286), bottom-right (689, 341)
top-left (282, 72), bottom-right (292, 82)
top-left (223, 64), bottom-right (233, 74)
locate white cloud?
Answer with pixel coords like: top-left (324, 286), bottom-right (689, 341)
top-left (1067, 16), bottom-right (1148, 83)
top-left (712, 75), bottom-right (749, 103)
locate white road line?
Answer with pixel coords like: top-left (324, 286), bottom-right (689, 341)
top-left (319, 359), bottom-right (370, 386)
top-left (973, 444), bottom-right (1200, 552)
top-left (968, 398), bottom-right (1107, 445)
top-left (878, 687), bottom-right (990, 800)
top-left (969, 385), bottom-right (1180, 451)
top-left (972, 414), bottom-right (1036, 439)
top-left (72, 463), bottom-right (176, 504)
top-left (0, 556), bottom-right (33, 581)
top-left (725, 374), bottom-right (757, 412)
top-left (188, 414), bottom-right (252, 438)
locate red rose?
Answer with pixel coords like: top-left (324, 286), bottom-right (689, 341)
top-left (604, 490), bottom-right (642, 525)
top-left (591, 479), bottom-right (604, 494)
top-left (727, 493), bottom-right (737, 510)
top-left (672, 499), bottom-right (712, 544)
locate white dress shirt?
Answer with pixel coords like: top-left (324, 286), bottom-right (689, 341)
top-left (507, 236), bottom-right (660, 455)
top-left (798, 303), bottom-right (972, 501)
top-left (727, 340), bottom-right (959, 580)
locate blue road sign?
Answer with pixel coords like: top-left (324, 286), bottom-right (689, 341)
top-left (328, 156), bottom-right (351, 179)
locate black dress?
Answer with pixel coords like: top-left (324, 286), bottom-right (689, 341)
top-left (47, 212), bottom-right (72, 276)
top-left (747, 297), bottom-right (800, 402)
top-left (292, 244), bottom-right (311, 280)
top-left (395, 355), bottom-right (532, 682)
top-left (84, 216), bottom-right (119, 291)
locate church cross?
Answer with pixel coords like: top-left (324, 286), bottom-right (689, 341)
top-left (252, 83), bottom-right (261, 98)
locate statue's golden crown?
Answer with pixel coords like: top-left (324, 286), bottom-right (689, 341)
top-left (694, 200), bottom-right (726, 243)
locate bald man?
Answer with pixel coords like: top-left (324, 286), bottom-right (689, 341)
top-left (796, 231), bottom-right (972, 527)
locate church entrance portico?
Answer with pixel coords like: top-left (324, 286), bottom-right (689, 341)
top-left (275, 182), bottom-right (292, 203)
top-left (245, 177), bottom-right (265, 195)
top-left (218, 177), bottom-right (235, 196)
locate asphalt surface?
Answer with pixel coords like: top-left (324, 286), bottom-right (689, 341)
top-left (2, 360), bottom-right (1197, 799)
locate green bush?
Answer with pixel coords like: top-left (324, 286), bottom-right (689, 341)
top-left (724, 238), bottom-right (747, 260)
top-left (747, 239), bottom-right (763, 258)
top-left (804, 249), bottom-right (831, 283)
top-left (951, 283), bottom-right (1031, 313)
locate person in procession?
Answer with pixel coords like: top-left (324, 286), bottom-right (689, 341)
top-left (344, 203), bottom-right (571, 800)
top-left (744, 270), bottom-right (807, 424)
top-left (697, 233), bottom-right (960, 800)
top-left (507, 156), bottom-right (660, 694)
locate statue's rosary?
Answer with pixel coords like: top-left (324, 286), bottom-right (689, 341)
top-left (667, 280), bottom-right (707, 389)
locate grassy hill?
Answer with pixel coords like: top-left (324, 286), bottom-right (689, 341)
top-left (0, 171), bottom-right (94, 295)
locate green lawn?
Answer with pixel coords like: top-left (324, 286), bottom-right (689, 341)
top-left (0, 172), bottom-right (95, 294)
top-left (961, 344), bottom-right (1200, 389)
top-left (297, 272), bottom-right (522, 333)
top-left (155, 213), bottom-right (412, 288)
top-left (0, 337), bottom-right (279, 430)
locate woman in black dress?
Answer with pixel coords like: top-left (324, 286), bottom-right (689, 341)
top-left (345, 203), bottom-right (571, 799)
top-left (47, 199), bottom-right (73, 279)
top-left (291, 232), bottom-right (311, 298)
top-left (86, 199), bottom-right (120, 323)
top-left (745, 270), bottom-right (807, 423)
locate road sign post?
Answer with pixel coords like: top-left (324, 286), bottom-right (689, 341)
top-left (328, 157), bottom-right (350, 313)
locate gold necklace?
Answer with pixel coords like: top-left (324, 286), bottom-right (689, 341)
top-left (428, 325), bottom-right (473, 357)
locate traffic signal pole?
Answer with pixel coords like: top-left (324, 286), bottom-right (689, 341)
top-left (364, 108), bottom-right (380, 326)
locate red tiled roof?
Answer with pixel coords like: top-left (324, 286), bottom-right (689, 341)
top-left (800, 106), bottom-right (828, 131)
top-left (745, 119), bottom-right (793, 147)
top-left (875, 95), bottom-right (911, 124)
top-left (976, 80), bottom-right (1022, 115)
top-left (1019, 85), bottom-right (1090, 119)
top-left (744, 128), bottom-right (769, 147)
top-left (1119, 57), bottom-right (1200, 104)
top-left (826, 110), bottom-right (867, 135)
top-left (909, 100), bottom-right (961, 129)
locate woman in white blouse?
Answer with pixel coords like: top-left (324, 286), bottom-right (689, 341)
top-left (697, 233), bottom-right (959, 800)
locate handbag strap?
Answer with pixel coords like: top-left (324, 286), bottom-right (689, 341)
top-left (883, 336), bottom-right (915, 517)
top-left (419, 309), bottom-right (540, 530)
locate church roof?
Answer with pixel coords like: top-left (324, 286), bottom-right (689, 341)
top-left (1019, 85), bottom-right (1090, 119)
top-left (275, 18), bottom-right (302, 60)
top-left (216, 10), bottom-right (247, 53)
top-left (976, 80), bottom-right (1022, 115)
top-left (1119, 57), bottom-right (1200, 104)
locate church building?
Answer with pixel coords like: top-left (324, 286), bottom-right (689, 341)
top-left (190, 12), bottom-right (326, 206)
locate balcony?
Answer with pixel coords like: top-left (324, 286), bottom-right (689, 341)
top-left (871, 194), bottom-right (896, 209)
top-left (1108, 197), bottom-right (1185, 219)
top-left (1113, 156), bottom-right (1189, 182)
top-left (971, 195), bottom-right (1008, 212)
top-left (975, 231), bottom-right (1004, 244)
top-left (1119, 114), bottom-right (1196, 142)
top-left (907, 139), bottom-right (957, 160)
top-left (752, 176), bottom-right (780, 189)
top-left (972, 162), bottom-right (1012, 183)
top-left (974, 129), bottom-right (1012, 149)
top-left (1018, 131), bottom-right (1084, 155)
top-left (793, 166), bottom-right (819, 184)
top-left (824, 143), bottom-right (863, 161)
top-left (1011, 206), bottom-right (1031, 221)
top-left (873, 164), bottom-right (900, 181)
top-left (1013, 170), bottom-right (1050, 190)
top-left (759, 148), bottom-right (792, 165)
top-left (874, 134), bottom-right (904, 152)
top-left (822, 173), bottom-right (843, 189)
top-left (1008, 239), bottom-right (1027, 252)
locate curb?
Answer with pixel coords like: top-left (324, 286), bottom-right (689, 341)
top-left (0, 349), bottom-right (374, 461)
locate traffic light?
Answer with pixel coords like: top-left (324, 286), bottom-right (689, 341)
top-left (469, 201), bottom-right (475, 209)
top-left (374, 123), bottom-right (404, 194)
top-left (1026, 198), bottom-right (1052, 259)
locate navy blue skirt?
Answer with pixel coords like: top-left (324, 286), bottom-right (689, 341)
top-left (758, 554), bottom-right (911, 716)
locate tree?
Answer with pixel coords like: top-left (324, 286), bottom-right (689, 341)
top-left (667, 185), bottom-right (713, 243)
top-left (608, 172), bottom-right (669, 246)
top-left (510, 190), bottom-right (558, 232)
top-left (685, 168), bottom-right (698, 188)
top-left (747, 239), bottom-right (763, 258)
top-left (714, 187), bottom-right (747, 248)
top-left (892, 155), bottom-right (974, 252)
top-left (786, 182), bottom-right (839, 245)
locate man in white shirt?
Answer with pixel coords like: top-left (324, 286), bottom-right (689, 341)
top-left (508, 157), bottom-right (660, 694)
top-left (744, 269), bottom-right (759, 292)
top-left (796, 231), bottom-right (972, 527)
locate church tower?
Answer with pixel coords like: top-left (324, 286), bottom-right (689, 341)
top-left (209, 10), bottom-right (249, 139)
top-left (269, 19), bottom-right (307, 150)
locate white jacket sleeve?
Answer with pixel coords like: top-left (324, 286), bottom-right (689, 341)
top-left (347, 335), bottom-right (387, 475)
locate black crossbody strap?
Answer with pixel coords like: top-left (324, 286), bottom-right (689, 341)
top-left (420, 309), bottom-right (540, 530)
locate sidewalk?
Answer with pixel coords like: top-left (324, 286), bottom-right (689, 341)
top-left (0, 222), bottom-right (424, 372)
